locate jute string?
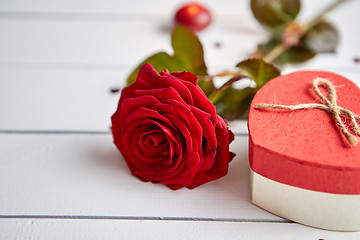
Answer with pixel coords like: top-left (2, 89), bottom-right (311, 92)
top-left (255, 78), bottom-right (360, 145)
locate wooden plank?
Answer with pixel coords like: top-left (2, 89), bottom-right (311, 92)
top-left (0, 16), bottom-right (265, 69)
top-left (0, 68), bottom-right (124, 131)
top-left (0, 1), bottom-right (359, 70)
top-left (0, 0), bottom-right (250, 15)
top-left (0, 68), bottom-right (249, 133)
top-left (0, 0), bottom-right (356, 17)
top-left (1, 218), bottom-right (360, 240)
top-left (1, 68), bottom-right (359, 131)
top-left (0, 18), bottom-right (357, 72)
top-left (0, 134), bottom-right (279, 220)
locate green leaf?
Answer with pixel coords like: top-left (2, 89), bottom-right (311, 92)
top-left (171, 26), bottom-right (208, 76)
top-left (277, 45), bottom-right (316, 64)
top-left (126, 25), bottom-right (208, 85)
top-left (213, 59), bottom-right (280, 120)
top-left (303, 21), bottom-right (339, 53)
top-left (236, 58), bottom-right (281, 88)
top-left (215, 87), bottom-right (256, 120)
top-left (251, 0), bottom-right (301, 30)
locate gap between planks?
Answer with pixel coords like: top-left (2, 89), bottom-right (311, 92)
top-left (0, 215), bottom-right (290, 223)
top-left (0, 62), bottom-right (360, 74)
top-left (0, 130), bottom-right (250, 136)
top-left (0, 11), bottom-right (253, 21)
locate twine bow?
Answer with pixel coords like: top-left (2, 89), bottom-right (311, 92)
top-left (255, 78), bottom-right (360, 145)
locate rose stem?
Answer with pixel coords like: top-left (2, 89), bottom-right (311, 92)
top-left (264, 0), bottom-right (351, 63)
top-left (208, 74), bottom-right (247, 103)
top-left (208, 0), bottom-right (352, 103)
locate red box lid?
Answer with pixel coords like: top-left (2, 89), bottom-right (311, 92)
top-left (248, 71), bottom-right (360, 194)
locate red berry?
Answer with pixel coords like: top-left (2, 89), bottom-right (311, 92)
top-left (174, 3), bottom-right (212, 32)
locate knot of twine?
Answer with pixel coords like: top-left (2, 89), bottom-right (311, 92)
top-left (255, 78), bottom-right (360, 146)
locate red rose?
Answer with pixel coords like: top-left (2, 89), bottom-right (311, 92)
top-left (111, 63), bottom-right (235, 190)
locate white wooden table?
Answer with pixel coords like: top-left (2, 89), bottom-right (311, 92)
top-left (1, 0), bottom-right (360, 239)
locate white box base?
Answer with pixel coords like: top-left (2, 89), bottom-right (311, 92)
top-left (251, 170), bottom-right (360, 231)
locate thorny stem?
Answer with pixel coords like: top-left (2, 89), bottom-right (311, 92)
top-left (262, 44), bottom-right (285, 63)
top-left (208, 0), bottom-right (351, 103)
top-left (208, 73), bottom-right (247, 103)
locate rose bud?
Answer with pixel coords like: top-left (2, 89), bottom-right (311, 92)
top-left (174, 2), bottom-right (212, 32)
top-left (111, 63), bottom-right (235, 190)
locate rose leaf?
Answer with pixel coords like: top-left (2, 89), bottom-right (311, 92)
top-left (251, 0), bottom-right (301, 30)
top-left (126, 25), bottom-right (208, 85)
top-left (171, 25), bottom-right (208, 76)
top-left (215, 87), bottom-right (256, 120)
top-left (277, 45), bottom-right (316, 65)
top-left (215, 59), bottom-right (280, 120)
top-left (236, 58), bottom-right (281, 88)
top-left (303, 21), bottom-right (339, 53)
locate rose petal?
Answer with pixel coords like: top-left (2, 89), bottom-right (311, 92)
top-left (137, 63), bottom-right (161, 82)
top-left (155, 100), bottom-right (202, 151)
top-left (180, 80), bottom-right (218, 125)
top-left (133, 64), bottom-right (195, 105)
top-left (124, 106), bottom-right (175, 130)
top-left (190, 106), bottom-right (217, 172)
top-left (131, 86), bottom-right (187, 106)
top-left (127, 123), bottom-right (163, 165)
top-left (117, 77), bottom-right (152, 104)
top-left (121, 95), bottom-right (159, 116)
top-left (142, 119), bottom-right (181, 161)
top-left (121, 118), bottom-right (181, 182)
top-left (188, 115), bottom-right (233, 188)
top-left (140, 119), bottom-right (188, 180)
top-left (143, 132), bottom-right (167, 150)
top-left (170, 71), bottom-right (198, 85)
top-left (156, 75), bottom-right (194, 105)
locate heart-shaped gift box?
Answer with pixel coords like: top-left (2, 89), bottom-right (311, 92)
top-left (248, 71), bottom-right (360, 231)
